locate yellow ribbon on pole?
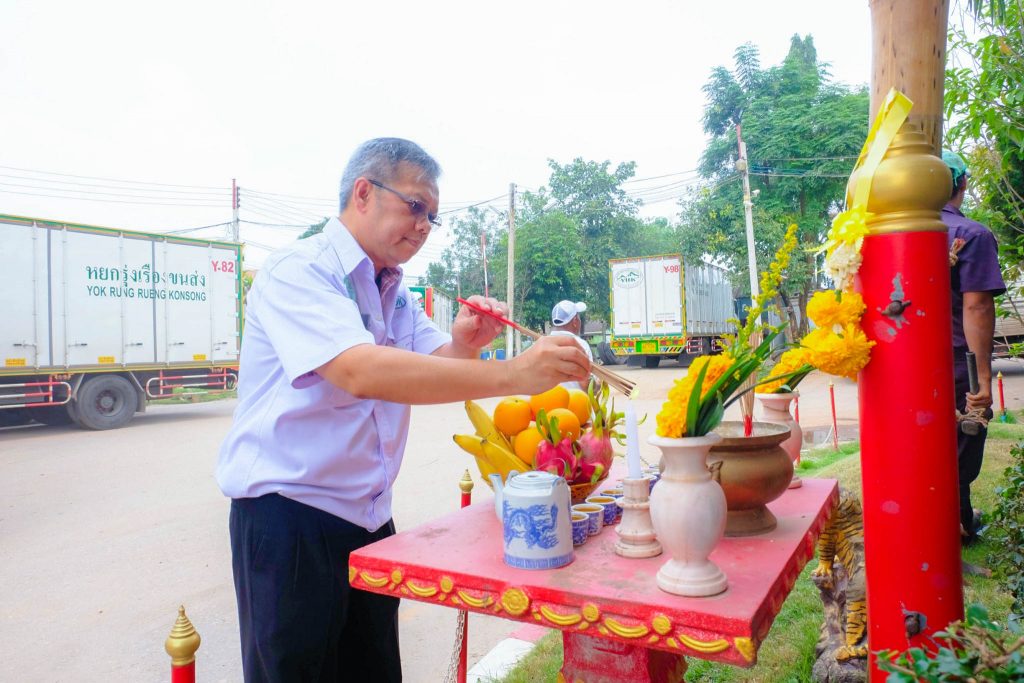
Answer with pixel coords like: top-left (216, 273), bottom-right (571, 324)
top-left (820, 88), bottom-right (914, 290)
top-left (850, 88), bottom-right (914, 211)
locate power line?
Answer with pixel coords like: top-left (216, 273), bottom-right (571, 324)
top-left (161, 222), bottom-right (234, 235)
top-left (750, 155), bottom-right (857, 163)
top-left (0, 163), bottom-right (228, 190)
top-left (239, 219), bottom-right (312, 229)
top-left (0, 172), bottom-right (228, 197)
top-left (0, 187), bottom-right (223, 207)
top-left (0, 179), bottom-right (227, 203)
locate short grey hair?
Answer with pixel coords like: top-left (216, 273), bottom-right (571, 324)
top-left (338, 138), bottom-right (442, 211)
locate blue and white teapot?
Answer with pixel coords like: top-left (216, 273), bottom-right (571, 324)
top-left (489, 470), bottom-right (574, 570)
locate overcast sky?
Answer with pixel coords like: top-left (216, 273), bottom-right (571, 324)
top-left (0, 1), bottom-right (872, 275)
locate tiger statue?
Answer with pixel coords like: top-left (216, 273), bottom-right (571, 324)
top-left (812, 487), bottom-right (868, 668)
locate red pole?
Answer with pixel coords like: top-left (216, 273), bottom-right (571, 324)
top-left (861, 3), bottom-right (962, 678)
top-left (480, 232), bottom-right (489, 299)
top-left (457, 470), bottom-right (474, 683)
top-left (165, 606), bottom-right (200, 683)
top-left (828, 382), bottom-right (839, 450)
top-left (998, 371), bottom-right (1006, 421)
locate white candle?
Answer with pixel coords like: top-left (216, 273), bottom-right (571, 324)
top-left (625, 401), bottom-right (642, 479)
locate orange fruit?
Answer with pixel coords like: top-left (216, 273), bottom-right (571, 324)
top-left (566, 389), bottom-right (591, 426)
top-left (493, 397), bottom-right (532, 437)
top-left (544, 407), bottom-right (582, 443)
top-left (529, 386), bottom-right (570, 418)
top-left (513, 425), bottom-right (544, 466)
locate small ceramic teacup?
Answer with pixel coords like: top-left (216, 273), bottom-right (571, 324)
top-left (586, 496), bottom-right (618, 527)
top-left (598, 487), bottom-right (624, 520)
top-left (572, 503), bottom-right (603, 536)
top-left (570, 512), bottom-right (590, 546)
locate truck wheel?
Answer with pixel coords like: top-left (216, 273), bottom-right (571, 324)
top-left (26, 405), bottom-right (75, 426)
top-left (643, 356), bottom-right (661, 369)
top-left (75, 375), bottom-right (138, 430)
top-left (597, 342), bottom-right (623, 366)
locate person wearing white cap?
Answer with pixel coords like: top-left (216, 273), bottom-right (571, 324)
top-left (551, 300), bottom-right (594, 391)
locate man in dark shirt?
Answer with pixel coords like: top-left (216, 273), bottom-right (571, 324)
top-left (941, 150), bottom-right (1006, 543)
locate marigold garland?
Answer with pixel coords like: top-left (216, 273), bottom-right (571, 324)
top-left (806, 290), bottom-right (867, 331)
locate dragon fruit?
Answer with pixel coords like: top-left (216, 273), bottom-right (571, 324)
top-left (575, 381), bottom-right (624, 484)
top-left (534, 409), bottom-right (578, 478)
top-left (577, 431), bottom-right (612, 481)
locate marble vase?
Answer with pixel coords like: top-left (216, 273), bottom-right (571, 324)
top-left (648, 433), bottom-right (728, 597)
top-left (756, 391), bottom-right (803, 488)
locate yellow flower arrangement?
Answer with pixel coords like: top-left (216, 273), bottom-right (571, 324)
top-left (802, 323), bottom-right (875, 381)
top-left (656, 225), bottom-right (798, 439)
top-left (806, 290), bottom-right (867, 331)
top-left (756, 347), bottom-right (814, 394)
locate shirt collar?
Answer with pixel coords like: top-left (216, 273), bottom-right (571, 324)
top-left (942, 203), bottom-right (964, 218)
top-left (323, 217), bottom-right (404, 283)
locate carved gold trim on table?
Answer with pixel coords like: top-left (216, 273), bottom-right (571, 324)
top-left (406, 580), bottom-right (439, 598)
top-left (603, 616), bottom-right (650, 639)
top-left (456, 590), bottom-right (494, 609)
top-left (350, 563), bottom-right (763, 664)
top-left (734, 637), bottom-right (756, 662)
top-left (500, 588), bottom-right (530, 616)
top-left (678, 634), bottom-right (730, 654)
top-left (539, 606), bottom-right (583, 626)
top-left (359, 571), bottom-right (389, 588)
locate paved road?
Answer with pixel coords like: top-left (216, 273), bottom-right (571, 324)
top-left (3, 358), bottom-right (1023, 681)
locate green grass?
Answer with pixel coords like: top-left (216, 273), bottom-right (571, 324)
top-left (496, 434), bottom-right (1017, 682)
top-left (149, 387), bottom-right (237, 405)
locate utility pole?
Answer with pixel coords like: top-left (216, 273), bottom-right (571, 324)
top-left (231, 178), bottom-right (240, 242)
top-left (480, 231), bottom-right (489, 298)
top-left (736, 125), bottom-right (758, 301)
top-left (506, 183), bottom-right (516, 357)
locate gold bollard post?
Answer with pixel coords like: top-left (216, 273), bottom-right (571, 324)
top-left (165, 605), bottom-right (201, 683)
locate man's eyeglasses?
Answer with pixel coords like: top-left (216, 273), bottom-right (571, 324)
top-left (368, 179), bottom-right (442, 230)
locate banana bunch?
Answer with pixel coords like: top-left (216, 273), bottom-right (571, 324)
top-left (452, 400), bottom-right (530, 483)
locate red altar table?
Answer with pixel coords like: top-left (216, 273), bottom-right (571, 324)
top-left (350, 477), bottom-right (838, 682)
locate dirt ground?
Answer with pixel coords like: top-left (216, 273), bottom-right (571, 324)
top-left (2, 358), bottom-right (1023, 681)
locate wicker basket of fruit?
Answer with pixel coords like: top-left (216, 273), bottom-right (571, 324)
top-left (453, 382), bottom-right (623, 500)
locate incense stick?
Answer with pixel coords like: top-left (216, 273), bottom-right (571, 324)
top-left (456, 298), bottom-right (637, 397)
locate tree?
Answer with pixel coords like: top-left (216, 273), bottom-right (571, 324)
top-left (680, 36), bottom-right (869, 336)
top-left (423, 206), bottom-right (505, 302)
top-left (946, 1), bottom-right (1024, 274)
top-left (425, 158), bottom-right (678, 334)
top-left (533, 158), bottom-right (644, 323)
top-left (299, 217), bottom-right (329, 239)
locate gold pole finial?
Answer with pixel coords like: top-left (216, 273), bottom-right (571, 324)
top-left (459, 469), bottom-right (475, 494)
top-left (165, 605), bottom-right (201, 667)
top-left (998, 371), bottom-right (1003, 379)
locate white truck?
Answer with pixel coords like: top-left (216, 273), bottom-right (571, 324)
top-left (0, 214), bottom-right (242, 429)
top-left (608, 254), bottom-right (733, 367)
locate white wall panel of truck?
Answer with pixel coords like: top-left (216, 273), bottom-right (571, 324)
top-left (609, 254), bottom-right (733, 367)
top-left (0, 214), bottom-right (242, 429)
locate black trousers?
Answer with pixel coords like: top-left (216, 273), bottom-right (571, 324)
top-left (229, 494), bottom-right (401, 682)
top-left (954, 360), bottom-right (989, 536)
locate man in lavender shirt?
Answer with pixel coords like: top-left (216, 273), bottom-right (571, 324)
top-left (216, 138), bottom-right (589, 682)
top-left (941, 149), bottom-right (1006, 544)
